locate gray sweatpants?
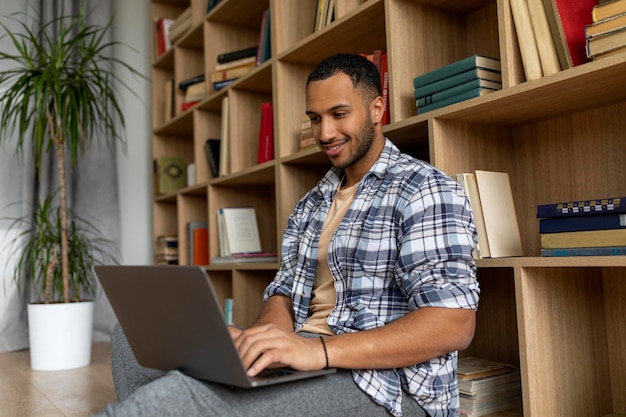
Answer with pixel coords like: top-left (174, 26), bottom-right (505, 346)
top-left (93, 324), bottom-right (428, 417)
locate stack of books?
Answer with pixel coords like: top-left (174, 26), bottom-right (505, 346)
top-left (178, 74), bottom-right (206, 112)
top-left (458, 357), bottom-right (522, 417)
top-left (538, 196), bottom-right (626, 256)
top-left (413, 55), bottom-right (501, 115)
top-left (154, 235), bottom-right (178, 265)
top-left (210, 46), bottom-right (258, 91)
top-left (586, 0), bottom-right (626, 59)
top-left (154, 17), bottom-right (174, 58)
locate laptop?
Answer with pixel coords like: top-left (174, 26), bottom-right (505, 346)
top-left (94, 265), bottom-right (336, 388)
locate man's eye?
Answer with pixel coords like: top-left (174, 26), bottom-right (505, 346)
top-left (309, 116), bottom-right (321, 123)
top-left (334, 112), bottom-right (347, 118)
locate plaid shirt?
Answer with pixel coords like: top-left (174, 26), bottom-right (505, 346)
top-left (264, 139), bottom-right (479, 417)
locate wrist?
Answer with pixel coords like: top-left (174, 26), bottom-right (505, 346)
top-left (319, 336), bottom-right (329, 369)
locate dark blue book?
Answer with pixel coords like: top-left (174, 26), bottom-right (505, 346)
top-left (413, 68), bottom-right (502, 100)
top-left (412, 55), bottom-right (501, 89)
top-left (541, 246), bottom-right (626, 256)
top-left (417, 87), bottom-right (498, 114)
top-left (539, 213), bottom-right (626, 233)
top-left (536, 196), bottom-right (626, 218)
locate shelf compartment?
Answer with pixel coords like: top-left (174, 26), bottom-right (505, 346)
top-left (232, 270), bottom-right (276, 328)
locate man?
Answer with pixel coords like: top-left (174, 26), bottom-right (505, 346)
top-left (96, 53), bottom-right (479, 417)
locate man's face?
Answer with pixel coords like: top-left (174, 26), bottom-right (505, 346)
top-left (305, 73), bottom-right (380, 173)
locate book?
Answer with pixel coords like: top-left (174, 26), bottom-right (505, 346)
top-left (510, 0), bottom-right (544, 80)
top-left (541, 246), bottom-right (626, 256)
top-left (203, 138), bottom-right (221, 178)
top-left (217, 207), bottom-right (262, 256)
top-left (416, 79), bottom-right (502, 107)
top-left (417, 87), bottom-right (498, 114)
top-left (187, 221), bottom-right (208, 265)
top-left (458, 357), bottom-right (515, 381)
top-left (592, 0), bottom-right (626, 22)
top-left (215, 56), bottom-right (256, 72)
top-left (457, 173), bottom-right (491, 259)
top-left (536, 196), bottom-right (626, 218)
top-left (379, 51), bottom-right (390, 125)
top-left (154, 156), bottom-right (186, 194)
top-left (412, 55), bottom-right (501, 89)
top-left (542, 0), bottom-right (596, 67)
top-left (586, 11), bottom-right (626, 37)
top-left (154, 235), bottom-right (178, 265)
top-left (219, 96), bottom-right (230, 176)
top-left (413, 68), bottom-right (502, 100)
top-left (541, 228), bottom-right (626, 248)
top-left (539, 213), bottom-right (626, 233)
top-left (154, 17), bottom-right (174, 57)
top-left (212, 79), bottom-right (236, 91)
top-left (314, 0), bottom-right (330, 31)
top-left (592, 42), bottom-right (626, 58)
top-left (211, 252), bottom-right (278, 264)
top-left (474, 170), bottom-right (524, 258)
top-left (179, 74), bottom-right (205, 91)
top-left (224, 298), bottom-right (234, 326)
top-left (209, 65), bottom-right (255, 83)
top-left (257, 102), bottom-right (274, 164)
top-left (586, 26), bottom-right (626, 56)
top-left (217, 46), bottom-right (258, 64)
top-left (528, 0), bottom-right (562, 75)
top-left (256, 7), bottom-right (271, 66)
top-left (164, 79), bottom-right (175, 122)
top-left (300, 114), bottom-right (316, 149)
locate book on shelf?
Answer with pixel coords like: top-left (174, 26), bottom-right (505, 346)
top-left (457, 173), bottom-right (491, 259)
top-left (187, 221), bottom-right (208, 265)
top-left (219, 96), bottom-right (230, 176)
top-left (586, 26), bottom-right (626, 56)
top-left (179, 74), bottom-right (205, 91)
top-left (257, 102), bottom-right (274, 164)
top-left (536, 196), bottom-right (625, 218)
top-left (539, 213), bottom-right (626, 233)
top-left (154, 235), bottom-right (178, 265)
top-left (541, 228), bottom-right (626, 248)
top-left (416, 79), bottom-right (502, 107)
top-left (154, 156), bottom-right (186, 195)
top-left (592, 42), bottom-right (626, 58)
top-left (300, 114), bottom-right (316, 149)
top-left (211, 252), bottom-right (278, 264)
top-left (510, 0), bottom-right (544, 80)
top-left (586, 11), bottom-right (626, 37)
top-left (217, 46), bottom-right (258, 64)
top-left (224, 298), bottom-right (234, 326)
top-left (217, 207), bottom-right (262, 256)
top-left (215, 56), bottom-right (256, 72)
top-left (361, 50), bottom-right (390, 124)
top-left (458, 357), bottom-right (515, 381)
top-left (187, 163), bottom-right (196, 187)
top-left (209, 65), bottom-right (255, 84)
top-left (164, 79), bottom-right (175, 122)
top-left (528, 0), bottom-right (562, 75)
top-left (592, 0), bottom-right (626, 22)
top-left (181, 100), bottom-right (200, 112)
top-left (541, 245), bottom-right (626, 256)
top-left (413, 68), bottom-right (502, 99)
top-left (412, 55), bottom-right (501, 89)
top-left (213, 79), bottom-right (236, 91)
top-left (256, 7), bottom-right (271, 66)
top-left (417, 87), bottom-right (498, 114)
top-left (184, 81), bottom-right (207, 97)
top-left (168, 6), bottom-right (191, 45)
top-left (542, 0), bottom-right (595, 67)
top-left (314, 0), bottom-right (336, 31)
top-left (203, 138), bottom-right (221, 179)
top-left (154, 17), bottom-right (174, 58)
top-left (474, 170), bottom-right (524, 258)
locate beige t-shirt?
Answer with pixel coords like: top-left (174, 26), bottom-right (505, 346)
top-left (299, 182), bottom-right (358, 335)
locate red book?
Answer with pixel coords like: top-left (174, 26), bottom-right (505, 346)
top-left (257, 103), bottom-right (274, 164)
top-left (192, 227), bottom-right (209, 265)
top-left (379, 51), bottom-right (390, 125)
top-left (542, 0), bottom-right (598, 68)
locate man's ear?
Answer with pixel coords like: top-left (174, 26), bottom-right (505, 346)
top-left (370, 96), bottom-right (385, 124)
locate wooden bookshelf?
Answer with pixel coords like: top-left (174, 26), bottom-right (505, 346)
top-left (149, 0), bottom-right (626, 415)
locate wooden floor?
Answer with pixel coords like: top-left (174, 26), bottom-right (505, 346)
top-left (0, 343), bottom-right (116, 417)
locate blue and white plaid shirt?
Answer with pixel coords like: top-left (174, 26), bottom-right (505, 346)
top-left (264, 139), bottom-right (479, 417)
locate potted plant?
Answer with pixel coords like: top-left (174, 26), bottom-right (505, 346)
top-left (0, 2), bottom-right (141, 370)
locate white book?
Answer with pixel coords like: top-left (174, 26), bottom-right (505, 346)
top-left (457, 173), bottom-right (491, 258)
top-left (474, 170), bottom-right (523, 258)
top-left (217, 207), bottom-right (262, 256)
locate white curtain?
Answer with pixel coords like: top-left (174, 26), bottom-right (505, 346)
top-left (0, 0), bottom-right (123, 351)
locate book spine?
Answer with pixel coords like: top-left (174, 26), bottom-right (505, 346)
top-left (528, 0), bottom-right (562, 75)
top-left (178, 74), bottom-right (205, 90)
top-left (417, 87), bottom-right (495, 114)
top-left (541, 246), bottom-right (626, 256)
top-left (540, 228), bottom-right (626, 248)
top-left (414, 68), bottom-right (501, 99)
top-left (536, 196), bottom-right (626, 218)
top-left (413, 55), bottom-right (481, 88)
top-left (416, 79), bottom-right (501, 106)
top-left (539, 214), bottom-right (626, 233)
top-left (217, 46), bottom-right (259, 64)
top-left (510, 0), bottom-right (544, 80)
top-left (213, 79), bottom-right (236, 91)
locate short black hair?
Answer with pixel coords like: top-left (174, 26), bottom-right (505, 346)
top-left (306, 53), bottom-right (382, 101)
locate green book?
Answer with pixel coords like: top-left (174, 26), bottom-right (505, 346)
top-left (417, 87), bottom-right (498, 114)
top-left (412, 55), bottom-right (501, 89)
top-left (154, 156), bottom-right (186, 194)
top-left (416, 78), bottom-right (502, 107)
top-left (413, 68), bottom-right (502, 99)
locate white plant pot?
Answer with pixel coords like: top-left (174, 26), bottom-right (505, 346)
top-left (28, 301), bottom-right (94, 371)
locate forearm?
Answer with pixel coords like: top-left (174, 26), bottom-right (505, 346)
top-left (324, 307), bottom-right (476, 369)
top-left (251, 294), bottom-right (295, 331)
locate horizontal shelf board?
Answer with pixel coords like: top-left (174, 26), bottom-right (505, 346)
top-left (281, 147), bottom-right (330, 166)
top-left (210, 163), bottom-right (275, 186)
top-left (153, 48), bottom-right (174, 69)
top-left (178, 22), bottom-right (203, 48)
top-left (278, 0), bottom-right (385, 65)
top-left (476, 256), bottom-right (626, 268)
top-left (206, 0), bottom-right (269, 29)
top-left (384, 119), bottom-right (429, 148)
top-left (155, 110), bottom-right (194, 135)
top-left (231, 61), bottom-right (272, 94)
top-left (432, 56), bottom-right (626, 126)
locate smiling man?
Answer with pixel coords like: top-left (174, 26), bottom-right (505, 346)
top-left (96, 53), bottom-right (479, 417)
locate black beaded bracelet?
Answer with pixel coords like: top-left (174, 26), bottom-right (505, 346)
top-left (319, 336), bottom-right (329, 368)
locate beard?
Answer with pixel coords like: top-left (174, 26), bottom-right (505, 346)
top-left (332, 116), bottom-right (376, 170)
